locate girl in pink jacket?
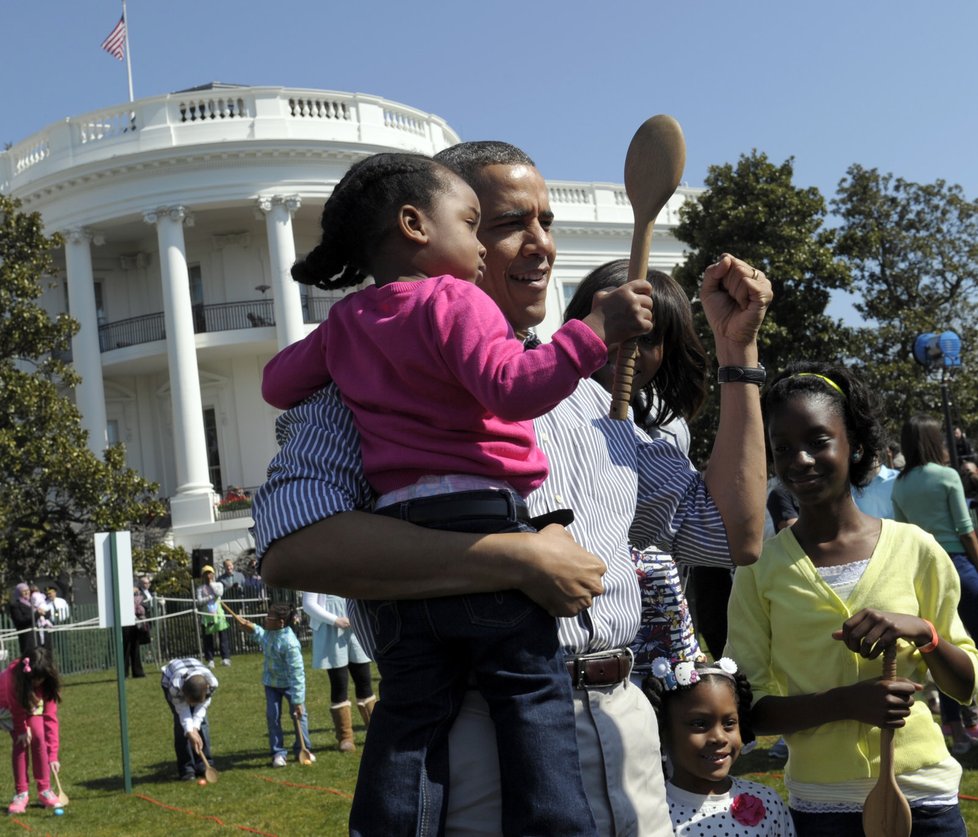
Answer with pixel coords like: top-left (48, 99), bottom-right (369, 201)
top-left (0, 648), bottom-right (61, 814)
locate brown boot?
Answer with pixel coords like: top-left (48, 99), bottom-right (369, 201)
top-left (356, 695), bottom-right (377, 728)
top-left (330, 702), bottom-right (356, 752)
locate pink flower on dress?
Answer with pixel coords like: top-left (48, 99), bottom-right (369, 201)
top-left (730, 792), bottom-right (766, 826)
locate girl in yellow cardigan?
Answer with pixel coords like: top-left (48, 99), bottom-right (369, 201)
top-left (726, 362), bottom-right (978, 837)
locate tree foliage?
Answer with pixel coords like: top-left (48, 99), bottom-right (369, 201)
top-left (672, 151), bottom-right (853, 463)
top-left (0, 194), bottom-right (166, 592)
top-left (832, 165), bottom-right (978, 436)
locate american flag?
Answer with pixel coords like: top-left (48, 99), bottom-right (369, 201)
top-left (101, 16), bottom-right (126, 61)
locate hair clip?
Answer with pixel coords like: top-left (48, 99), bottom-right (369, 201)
top-left (650, 656), bottom-right (738, 691)
top-left (21, 658), bottom-right (31, 674)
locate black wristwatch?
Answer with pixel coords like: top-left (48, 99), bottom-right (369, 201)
top-left (717, 364), bottom-right (766, 386)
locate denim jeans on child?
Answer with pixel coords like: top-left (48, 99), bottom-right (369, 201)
top-left (349, 489), bottom-right (597, 837)
top-left (790, 804), bottom-right (967, 837)
top-left (264, 685), bottom-right (311, 759)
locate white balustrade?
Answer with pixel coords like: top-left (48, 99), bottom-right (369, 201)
top-left (1, 87), bottom-right (461, 195)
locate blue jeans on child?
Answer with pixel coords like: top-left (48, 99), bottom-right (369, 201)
top-left (264, 685), bottom-right (311, 759)
top-left (349, 489), bottom-right (597, 837)
top-left (790, 803), bottom-right (966, 837)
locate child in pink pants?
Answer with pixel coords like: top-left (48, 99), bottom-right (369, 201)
top-left (0, 648), bottom-right (61, 814)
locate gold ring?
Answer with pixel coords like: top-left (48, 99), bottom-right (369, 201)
top-left (750, 267), bottom-right (758, 280)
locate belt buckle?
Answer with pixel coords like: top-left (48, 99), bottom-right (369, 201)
top-left (573, 659), bottom-right (587, 690)
top-left (572, 648), bottom-right (633, 689)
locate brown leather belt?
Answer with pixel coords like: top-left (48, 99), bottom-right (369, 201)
top-left (565, 649), bottom-right (633, 690)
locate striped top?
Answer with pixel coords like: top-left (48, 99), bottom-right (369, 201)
top-left (160, 657), bottom-right (219, 733)
top-left (252, 379), bottom-right (729, 656)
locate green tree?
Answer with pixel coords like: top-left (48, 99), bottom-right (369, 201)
top-left (673, 151), bottom-right (852, 463)
top-left (0, 194), bottom-right (166, 591)
top-left (832, 165), bottom-right (978, 438)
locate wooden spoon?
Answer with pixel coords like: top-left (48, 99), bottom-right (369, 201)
top-left (293, 713), bottom-right (314, 766)
top-left (198, 748), bottom-right (219, 784)
top-left (220, 600), bottom-right (240, 619)
top-left (862, 645), bottom-right (911, 837)
top-left (609, 114), bottom-right (687, 420)
top-left (51, 763), bottom-right (69, 806)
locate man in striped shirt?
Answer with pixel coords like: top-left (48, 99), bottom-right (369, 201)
top-left (254, 141), bottom-right (771, 835)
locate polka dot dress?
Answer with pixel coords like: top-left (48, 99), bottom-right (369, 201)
top-left (666, 777), bottom-right (796, 836)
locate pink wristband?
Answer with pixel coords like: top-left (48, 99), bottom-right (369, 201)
top-left (916, 619), bottom-right (939, 654)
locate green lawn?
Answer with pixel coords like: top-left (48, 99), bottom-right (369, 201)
top-left (9, 652), bottom-right (978, 835)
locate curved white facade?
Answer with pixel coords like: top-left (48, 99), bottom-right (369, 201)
top-left (1, 84), bottom-right (698, 561)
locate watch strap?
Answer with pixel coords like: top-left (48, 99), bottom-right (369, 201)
top-left (717, 365), bottom-right (766, 386)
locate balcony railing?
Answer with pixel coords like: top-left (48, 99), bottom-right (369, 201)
top-left (96, 296), bottom-right (343, 352)
top-left (1, 86), bottom-right (462, 195)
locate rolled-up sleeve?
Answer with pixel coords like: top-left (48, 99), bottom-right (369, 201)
top-left (630, 432), bottom-right (730, 567)
top-left (251, 384), bottom-right (373, 557)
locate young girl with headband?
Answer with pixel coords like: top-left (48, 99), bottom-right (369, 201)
top-left (0, 648), bottom-right (62, 813)
top-left (726, 361), bottom-right (978, 836)
top-left (261, 152), bottom-right (653, 835)
top-left (643, 657), bottom-right (795, 835)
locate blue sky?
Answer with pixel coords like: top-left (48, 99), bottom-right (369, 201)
top-left (4, 1), bottom-right (978, 320)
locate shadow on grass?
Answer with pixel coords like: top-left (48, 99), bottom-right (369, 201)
top-left (73, 751), bottom-right (280, 792)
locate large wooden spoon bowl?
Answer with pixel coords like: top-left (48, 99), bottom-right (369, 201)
top-left (609, 115), bottom-right (687, 420)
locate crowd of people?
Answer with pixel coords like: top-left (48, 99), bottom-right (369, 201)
top-left (3, 136), bottom-right (977, 835)
top-left (248, 140), bottom-right (978, 836)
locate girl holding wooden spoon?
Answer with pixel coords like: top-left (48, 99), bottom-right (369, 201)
top-left (726, 362), bottom-right (978, 836)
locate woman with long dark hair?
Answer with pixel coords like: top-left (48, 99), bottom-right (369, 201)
top-left (892, 413), bottom-right (978, 753)
top-left (564, 260), bottom-right (717, 676)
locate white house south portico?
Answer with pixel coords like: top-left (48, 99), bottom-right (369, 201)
top-left (1, 83), bottom-right (698, 562)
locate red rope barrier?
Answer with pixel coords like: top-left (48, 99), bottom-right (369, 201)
top-left (258, 775), bottom-right (354, 799)
top-left (133, 793), bottom-right (279, 837)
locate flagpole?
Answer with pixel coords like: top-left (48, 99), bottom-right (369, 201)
top-left (122, 0), bottom-right (134, 102)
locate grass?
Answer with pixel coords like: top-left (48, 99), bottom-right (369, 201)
top-left (10, 651), bottom-right (367, 836)
top-left (9, 651), bottom-right (978, 835)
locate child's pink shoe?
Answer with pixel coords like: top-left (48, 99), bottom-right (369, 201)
top-left (38, 790), bottom-right (59, 809)
top-left (7, 793), bottom-right (29, 815)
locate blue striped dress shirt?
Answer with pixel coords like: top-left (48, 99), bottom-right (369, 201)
top-left (252, 378), bottom-right (729, 656)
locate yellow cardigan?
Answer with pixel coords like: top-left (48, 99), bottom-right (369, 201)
top-left (726, 519), bottom-right (978, 785)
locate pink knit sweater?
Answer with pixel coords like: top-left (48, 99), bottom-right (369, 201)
top-left (262, 275), bottom-right (607, 496)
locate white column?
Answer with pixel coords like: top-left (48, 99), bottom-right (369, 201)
top-left (62, 228), bottom-right (109, 454)
top-left (143, 206), bottom-right (214, 526)
top-left (257, 194), bottom-right (305, 349)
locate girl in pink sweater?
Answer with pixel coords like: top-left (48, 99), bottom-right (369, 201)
top-left (0, 649), bottom-right (62, 814)
top-left (261, 152), bottom-right (652, 836)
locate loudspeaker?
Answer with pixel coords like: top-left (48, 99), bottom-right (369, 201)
top-left (191, 548), bottom-right (214, 578)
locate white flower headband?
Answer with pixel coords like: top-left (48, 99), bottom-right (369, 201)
top-left (650, 656), bottom-right (738, 691)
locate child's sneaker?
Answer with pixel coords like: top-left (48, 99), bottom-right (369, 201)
top-left (7, 793), bottom-right (28, 815)
top-left (39, 790), bottom-right (59, 809)
top-left (272, 754), bottom-right (287, 768)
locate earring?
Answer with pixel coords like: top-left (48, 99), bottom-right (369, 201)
top-left (851, 451), bottom-right (863, 463)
